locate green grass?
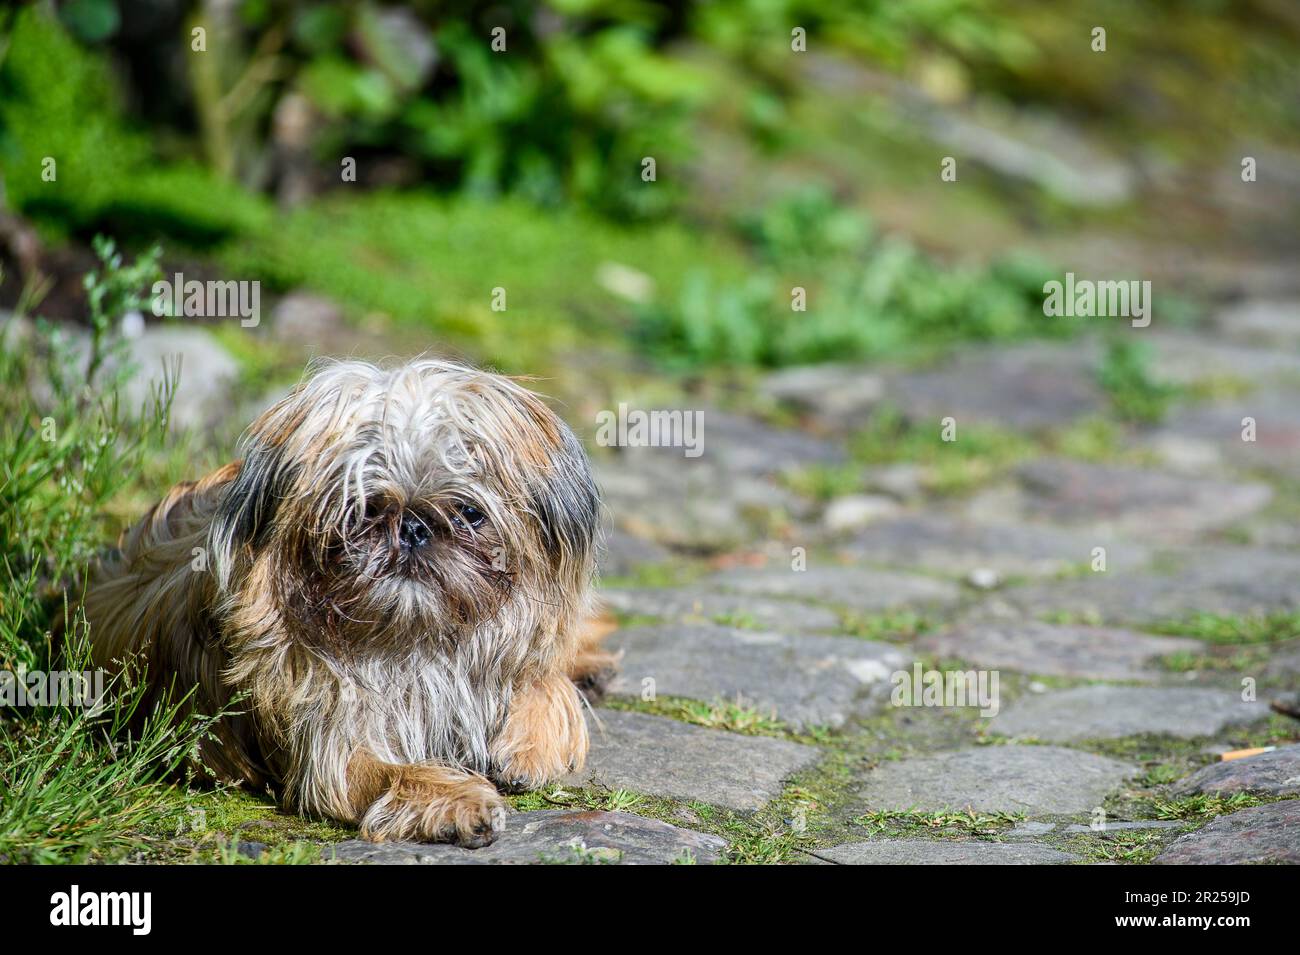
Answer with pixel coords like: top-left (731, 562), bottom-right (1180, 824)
top-left (1097, 337), bottom-right (1179, 425)
top-left (0, 246), bottom-right (242, 864)
top-left (1062, 828), bottom-right (1171, 864)
top-left (840, 609), bottom-right (934, 643)
top-left (1151, 793), bottom-right (1268, 821)
top-left (1145, 611), bottom-right (1300, 677)
top-left (0, 637), bottom-right (227, 864)
top-left (604, 695), bottom-right (792, 738)
top-left (854, 807), bottom-right (1024, 837)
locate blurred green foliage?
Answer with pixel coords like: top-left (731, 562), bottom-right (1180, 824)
top-left (2, 1), bottom-right (1297, 372)
top-left (0, 9), bottom-right (269, 243)
top-left (635, 187), bottom-right (1058, 367)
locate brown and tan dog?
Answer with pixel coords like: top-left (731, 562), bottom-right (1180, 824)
top-left (83, 359), bottom-right (612, 846)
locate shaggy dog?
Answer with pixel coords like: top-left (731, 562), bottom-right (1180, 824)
top-left (83, 359), bottom-right (612, 846)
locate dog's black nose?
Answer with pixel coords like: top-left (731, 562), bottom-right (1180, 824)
top-left (398, 514), bottom-right (432, 551)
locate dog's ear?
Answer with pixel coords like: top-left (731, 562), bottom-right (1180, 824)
top-left (529, 424), bottom-right (600, 570)
top-left (209, 438), bottom-right (298, 590)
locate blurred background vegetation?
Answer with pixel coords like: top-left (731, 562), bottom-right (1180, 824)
top-left (2, 0), bottom-right (1297, 388)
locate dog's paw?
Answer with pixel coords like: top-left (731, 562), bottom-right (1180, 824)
top-left (490, 675), bottom-right (589, 791)
top-left (359, 767), bottom-right (507, 847)
top-left (493, 737), bottom-right (583, 793)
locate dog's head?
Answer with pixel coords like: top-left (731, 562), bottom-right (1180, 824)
top-left (210, 359), bottom-right (598, 653)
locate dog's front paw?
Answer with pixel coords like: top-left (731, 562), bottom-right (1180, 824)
top-left (359, 766), bottom-right (507, 847)
top-left (491, 675), bottom-right (589, 791)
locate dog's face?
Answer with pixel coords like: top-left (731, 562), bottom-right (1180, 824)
top-left (210, 360), bottom-right (598, 653)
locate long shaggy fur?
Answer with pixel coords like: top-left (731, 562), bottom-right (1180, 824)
top-left (83, 358), bottom-right (613, 844)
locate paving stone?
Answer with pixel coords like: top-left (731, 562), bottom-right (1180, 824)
top-left (858, 746), bottom-right (1136, 815)
top-left (596, 453), bottom-right (807, 550)
top-left (608, 622), bottom-right (909, 728)
top-left (970, 458), bottom-right (1272, 541)
top-left (1155, 801), bottom-right (1300, 865)
top-left (1213, 298), bottom-right (1300, 347)
top-left (709, 565), bottom-right (963, 614)
top-left (1171, 745), bottom-right (1300, 798)
top-left (565, 710), bottom-right (820, 811)
top-left (602, 407), bottom-right (844, 477)
top-left (815, 839), bottom-right (1077, 865)
top-left (886, 343), bottom-right (1104, 430)
top-left (602, 588), bottom-right (842, 633)
top-left (1144, 393), bottom-right (1300, 477)
top-left (598, 528), bottom-right (672, 578)
top-left (918, 620), bottom-right (1203, 681)
top-left (823, 494), bottom-right (903, 532)
top-left (328, 810), bottom-right (727, 865)
top-left (1005, 821), bottom-right (1057, 837)
top-left (759, 364), bottom-right (886, 431)
top-left (1061, 821), bottom-right (1185, 833)
top-left (1147, 330), bottom-right (1300, 385)
top-left (840, 514), bottom-right (1152, 579)
top-left (1265, 644), bottom-right (1300, 679)
top-left (991, 686), bottom-right (1270, 741)
top-left (1003, 547), bottom-right (1300, 623)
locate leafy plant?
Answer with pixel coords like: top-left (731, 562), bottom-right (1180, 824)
top-left (1098, 337), bottom-right (1178, 424)
top-left (0, 241), bottom-right (169, 669)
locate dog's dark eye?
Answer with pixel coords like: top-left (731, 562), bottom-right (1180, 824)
top-left (452, 503), bottom-right (486, 529)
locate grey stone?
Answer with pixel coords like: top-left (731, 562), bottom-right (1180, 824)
top-left (328, 810), bottom-right (726, 865)
top-left (597, 528), bottom-right (672, 579)
top-left (595, 453), bottom-right (808, 551)
top-left (760, 364), bottom-right (886, 430)
top-left (991, 686), bottom-right (1270, 741)
top-left (1146, 393), bottom-right (1300, 477)
top-left (1214, 299), bottom-right (1300, 347)
top-left (1061, 821), bottom-right (1185, 833)
top-left (236, 840), bottom-right (267, 859)
top-left (977, 458), bottom-right (1272, 540)
top-left (601, 588), bottom-right (842, 633)
top-left (1006, 822), bottom-right (1057, 837)
top-left (1147, 330), bottom-right (1300, 386)
top-left (122, 327), bottom-right (243, 432)
top-left (608, 622), bottom-right (910, 729)
top-left (858, 746), bottom-right (1135, 815)
top-left (887, 343), bottom-right (1104, 430)
top-left (566, 710), bottom-right (820, 810)
top-left (603, 407), bottom-right (843, 478)
top-left (710, 565), bottom-right (963, 614)
top-left (1156, 801), bottom-right (1300, 865)
top-left (1171, 745), bottom-right (1300, 798)
top-left (841, 514), bottom-right (1152, 579)
top-left (918, 620), bottom-right (1203, 681)
top-left (270, 291), bottom-right (345, 343)
top-left (862, 464), bottom-right (927, 501)
top-left (823, 494), bottom-right (902, 532)
top-left (919, 102), bottom-right (1136, 206)
top-left (44, 323), bottom-right (241, 432)
top-left (1003, 547), bottom-right (1300, 623)
top-left (815, 839), bottom-right (1077, 865)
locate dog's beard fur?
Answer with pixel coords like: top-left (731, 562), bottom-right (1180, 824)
top-left (82, 359), bottom-right (614, 845)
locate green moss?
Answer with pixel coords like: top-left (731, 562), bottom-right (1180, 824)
top-left (1146, 611), bottom-right (1300, 646)
top-left (1059, 828), bottom-right (1173, 864)
top-left (839, 609), bottom-right (934, 643)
